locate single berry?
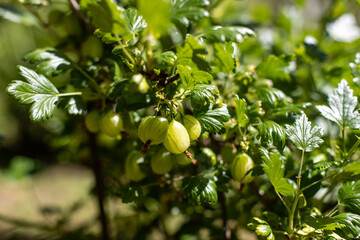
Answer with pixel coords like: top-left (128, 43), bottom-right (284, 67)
top-left (125, 151), bottom-right (146, 181)
top-left (183, 115), bottom-right (201, 141)
top-left (231, 153), bottom-right (254, 184)
top-left (163, 120), bottom-right (190, 154)
top-left (151, 148), bottom-right (173, 174)
top-left (99, 111), bottom-right (123, 138)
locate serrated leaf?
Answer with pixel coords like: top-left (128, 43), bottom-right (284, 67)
top-left (182, 176), bottom-right (218, 205)
top-left (257, 87), bottom-right (287, 109)
top-left (272, 102), bottom-right (311, 117)
top-left (256, 55), bottom-right (294, 82)
top-left (258, 120), bottom-right (286, 149)
top-left (213, 42), bottom-right (235, 73)
top-left (333, 213), bottom-right (360, 239)
top-left (195, 105), bottom-right (230, 134)
top-left (58, 96), bottom-right (86, 115)
top-left (312, 161), bottom-right (339, 171)
top-left (248, 217), bottom-right (275, 240)
top-left (285, 114), bottom-right (324, 152)
top-left (177, 65), bottom-right (212, 90)
top-left (86, 0), bottom-right (126, 34)
top-left (24, 48), bottom-right (72, 77)
top-left (261, 148), bottom-right (296, 197)
top-left (343, 161), bottom-right (360, 176)
top-left (234, 96), bottom-right (248, 128)
top-left (124, 8), bottom-right (147, 35)
top-left (171, 0), bottom-right (209, 27)
top-left (304, 216), bottom-right (345, 231)
top-left (316, 80), bottom-right (360, 129)
top-left (339, 180), bottom-right (360, 214)
top-left (138, 0), bottom-right (171, 36)
top-left (6, 66), bottom-right (59, 121)
top-left (190, 84), bottom-right (217, 109)
top-left (199, 26), bottom-right (256, 43)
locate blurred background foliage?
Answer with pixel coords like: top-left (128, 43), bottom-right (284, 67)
top-left (0, 0), bottom-right (360, 239)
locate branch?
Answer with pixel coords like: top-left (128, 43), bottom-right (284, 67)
top-left (218, 192), bottom-right (231, 240)
top-left (87, 131), bottom-right (110, 240)
top-left (157, 74), bottom-right (180, 88)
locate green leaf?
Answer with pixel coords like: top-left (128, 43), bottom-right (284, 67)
top-left (344, 161), bottom-right (360, 176)
top-left (316, 80), bottom-right (360, 129)
top-left (285, 114), bottom-right (324, 152)
top-left (261, 148), bottom-right (296, 197)
top-left (339, 180), bottom-right (360, 214)
top-left (312, 161), bottom-right (339, 171)
top-left (58, 96), bottom-right (86, 115)
top-left (171, 0), bottom-right (209, 26)
top-left (234, 96), bottom-right (248, 128)
top-left (124, 8), bottom-right (147, 36)
top-left (0, 6), bottom-right (36, 25)
top-left (256, 55), bottom-right (294, 82)
top-left (258, 120), bottom-right (286, 149)
top-left (6, 66), bottom-right (59, 121)
top-left (199, 26), bottom-right (256, 43)
top-left (24, 48), bottom-right (72, 77)
top-left (190, 84), bottom-right (218, 110)
top-left (182, 176), bottom-right (218, 205)
top-left (177, 65), bottom-right (212, 90)
top-left (138, 0), bottom-right (172, 36)
top-left (213, 42), bottom-right (235, 73)
top-left (85, 0), bottom-right (126, 34)
top-left (333, 213), bottom-right (360, 239)
top-left (257, 87), bottom-right (287, 109)
top-left (272, 102), bottom-right (311, 117)
top-left (195, 105), bottom-right (230, 134)
top-left (304, 216), bottom-right (345, 231)
top-left (248, 217), bottom-right (275, 240)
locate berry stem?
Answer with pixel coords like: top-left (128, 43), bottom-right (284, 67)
top-left (141, 140), bottom-right (151, 154)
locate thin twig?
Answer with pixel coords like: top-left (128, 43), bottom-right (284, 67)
top-left (218, 192), bottom-right (231, 240)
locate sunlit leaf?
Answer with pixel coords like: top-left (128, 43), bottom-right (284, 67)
top-left (199, 26), bottom-right (256, 43)
top-left (285, 114), bottom-right (324, 152)
top-left (195, 105), bottom-right (230, 134)
top-left (248, 217), bottom-right (275, 240)
top-left (182, 176), bottom-right (218, 205)
top-left (261, 148), bottom-right (296, 197)
top-left (339, 180), bottom-right (360, 214)
top-left (190, 84), bottom-right (218, 110)
top-left (258, 120), bottom-right (286, 149)
top-left (24, 48), bottom-right (72, 77)
top-left (333, 213), bottom-right (360, 239)
top-left (316, 79), bottom-right (360, 129)
top-left (6, 66), bottom-right (59, 121)
top-left (234, 96), bottom-right (248, 128)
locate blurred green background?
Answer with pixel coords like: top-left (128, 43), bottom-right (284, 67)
top-left (0, 0), bottom-right (359, 239)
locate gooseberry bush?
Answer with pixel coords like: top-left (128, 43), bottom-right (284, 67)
top-left (3, 0), bottom-right (360, 239)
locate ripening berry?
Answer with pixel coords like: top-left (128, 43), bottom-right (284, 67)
top-left (163, 120), bottom-right (190, 154)
top-left (183, 115), bottom-right (201, 141)
top-left (138, 116), bottom-right (169, 145)
top-left (151, 148), bottom-right (173, 174)
top-left (231, 153), bottom-right (254, 183)
top-left (99, 111), bottom-right (123, 138)
top-left (125, 151), bottom-right (146, 181)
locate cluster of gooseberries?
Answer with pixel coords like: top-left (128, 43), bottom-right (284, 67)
top-left (84, 108), bottom-right (255, 185)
